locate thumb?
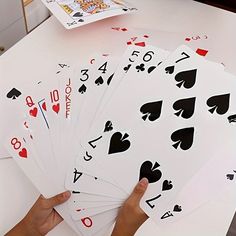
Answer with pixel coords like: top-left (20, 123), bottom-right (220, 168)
top-left (128, 178), bottom-right (149, 205)
top-left (42, 191), bottom-right (71, 209)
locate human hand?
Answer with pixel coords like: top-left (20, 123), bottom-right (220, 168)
top-left (111, 178), bottom-right (149, 236)
top-left (5, 191), bottom-right (71, 236)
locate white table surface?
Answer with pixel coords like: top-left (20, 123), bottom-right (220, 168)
top-left (1, 0), bottom-right (236, 235)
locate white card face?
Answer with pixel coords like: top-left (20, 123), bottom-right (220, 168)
top-left (4, 125), bottom-right (82, 236)
top-left (4, 124), bottom-right (60, 195)
top-left (157, 145), bottom-right (236, 224)
top-left (69, 200), bottom-right (120, 220)
top-left (18, 82), bottom-right (59, 176)
top-left (94, 45), bottom-right (148, 121)
top-left (77, 45), bottom-right (236, 226)
top-left (110, 26), bottom-right (236, 75)
top-left (41, 0), bottom-right (137, 29)
top-left (0, 81), bottom-right (34, 158)
top-left (65, 164), bottom-right (127, 199)
top-left (76, 55), bottom-right (120, 143)
top-left (78, 45), bottom-right (169, 179)
top-left (74, 208), bottom-right (118, 236)
top-left (0, 59), bottom-right (70, 158)
top-left (70, 191), bottom-right (123, 202)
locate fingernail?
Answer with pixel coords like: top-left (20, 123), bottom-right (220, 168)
top-left (139, 178), bottom-right (149, 187)
top-left (63, 191), bottom-right (71, 198)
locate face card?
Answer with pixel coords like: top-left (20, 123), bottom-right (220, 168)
top-left (41, 0), bottom-right (137, 29)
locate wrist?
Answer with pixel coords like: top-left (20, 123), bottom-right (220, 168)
top-left (111, 220), bottom-right (138, 236)
top-left (20, 217), bottom-right (42, 236)
top-left (5, 218), bottom-right (37, 236)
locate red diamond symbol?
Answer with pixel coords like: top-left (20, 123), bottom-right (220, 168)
top-left (135, 42), bottom-right (146, 47)
top-left (127, 41), bottom-right (132, 45)
top-left (144, 35), bottom-right (149, 38)
top-left (196, 48), bottom-right (208, 56)
top-left (185, 38), bottom-right (191, 42)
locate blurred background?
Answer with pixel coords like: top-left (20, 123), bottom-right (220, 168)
top-left (0, 0), bottom-right (49, 56)
top-left (0, 0), bottom-right (235, 55)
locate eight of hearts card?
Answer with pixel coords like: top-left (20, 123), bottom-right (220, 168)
top-left (3, 42), bottom-right (236, 236)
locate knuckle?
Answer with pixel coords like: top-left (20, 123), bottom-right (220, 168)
top-left (40, 198), bottom-right (49, 209)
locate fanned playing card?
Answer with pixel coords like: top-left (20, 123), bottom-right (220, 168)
top-left (4, 25), bottom-right (236, 236)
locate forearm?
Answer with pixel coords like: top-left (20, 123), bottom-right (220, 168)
top-left (111, 218), bottom-right (143, 236)
top-left (5, 218), bottom-right (40, 236)
top-left (5, 219), bottom-right (29, 236)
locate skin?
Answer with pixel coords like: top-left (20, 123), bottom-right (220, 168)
top-left (5, 191), bottom-right (71, 236)
top-left (111, 178), bottom-right (149, 236)
top-left (5, 178), bottom-right (149, 236)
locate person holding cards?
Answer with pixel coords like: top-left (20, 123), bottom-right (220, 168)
top-left (5, 178), bottom-right (149, 236)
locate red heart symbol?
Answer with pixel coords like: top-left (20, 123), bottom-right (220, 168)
top-left (42, 102), bottom-right (47, 111)
top-left (52, 103), bottom-right (60, 114)
top-left (29, 107), bottom-right (38, 117)
top-left (19, 148), bottom-right (27, 158)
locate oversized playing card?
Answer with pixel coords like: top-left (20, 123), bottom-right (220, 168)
top-left (40, 0), bottom-right (137, 29)
top-left (4, 26), bottom-right (236, 236)
top-left (78, 45), bottom-right (236, 227)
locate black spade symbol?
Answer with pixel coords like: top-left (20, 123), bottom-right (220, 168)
top-left (226, 174), bottom-right (234, 180)
top-left (122, 8), bottom-right (128, 11)
top-left (162, 180), bottom-right (173, 191)
top-left (139, 161), bottom-right (162, 183)
top-left (6, 88), bottom-right (22, 100)
top-left (148, 66), bottom-right (156, 74)
top-left (228, 114), bottom-right (236, 123)
top-left (165, 65), bottom-right (175, 74)
top-left (136, 63), bottom-right (145, 72)
top-left (104, 121), bottom-right (113, 132)
top-left (207, 94), bottom-right (230, 115)
top-left (108, 132), bottom-right (131, 155)
top-left (107, 73), bottom-right (114, 85)
top-left (123, 64), bottom-right (131, 73)
top-left (73, 12), bottom-right (83, 17)
top-left (173, 97), bottom-right (196, 119)
top-left (140, 101), bottom-right (162, 122)
top-left (95, 76), bottom-right (104, 86)
top-left (171, 127), bottom-right (194, 150)
top-left (174, 69), bottom-right (197, 89)
top-left (173, 205), bottom-right (182, 212)
top-left (78, 19), bottom-right (84, 22)
top-left (78, 84), bottom-right (87, 94)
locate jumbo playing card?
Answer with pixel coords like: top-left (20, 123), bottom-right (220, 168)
top-left (41, 0), bottom-right (137, 29)
top-left (4, 26), bottom-right (236, 236)
top-left (78, 45), bottom-right (236, 226)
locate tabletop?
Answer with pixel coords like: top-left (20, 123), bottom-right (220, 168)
top-left (1, 0), bottom-right (236, 235)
